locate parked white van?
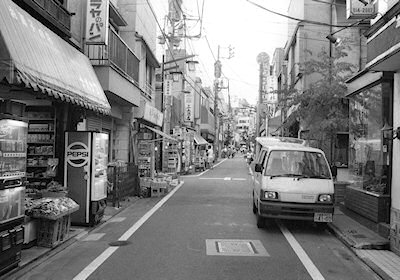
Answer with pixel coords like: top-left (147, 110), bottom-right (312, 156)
top-left (252, 137), bottom-right (334, 228)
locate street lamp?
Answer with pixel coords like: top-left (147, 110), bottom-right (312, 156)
top-left (186, 60), bottom-right (199, 72)
top-left (170, 71), bottom-right (183, 82)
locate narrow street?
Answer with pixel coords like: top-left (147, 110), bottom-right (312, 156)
top-left (15, 158), bottom-right (380, 280)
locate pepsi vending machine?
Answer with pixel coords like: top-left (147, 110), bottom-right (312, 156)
top-left (64, 131), bottom-right (108, 226)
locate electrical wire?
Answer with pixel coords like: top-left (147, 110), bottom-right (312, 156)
top-left (245, 0), bottom-right (370, 28)
top-left (145, 0), bottom-right (205, 98)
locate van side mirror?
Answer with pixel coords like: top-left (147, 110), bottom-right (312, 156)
top-left (255, 163), bottom-right (263, 173)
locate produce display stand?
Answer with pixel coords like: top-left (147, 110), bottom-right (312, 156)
top-left (33, 206), bottom-right (79, 248)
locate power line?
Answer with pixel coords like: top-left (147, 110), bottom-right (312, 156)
top-left (245, 0), bottom-right (369, 28)
top-left (145, 0), bottom-right (205, 98)
top-left (203, 34), bottom-right (217, 62)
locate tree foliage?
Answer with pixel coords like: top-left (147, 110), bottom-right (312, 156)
top-left (278, 45), bottom-right (357, 142)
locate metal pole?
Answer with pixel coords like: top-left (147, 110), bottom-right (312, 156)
top-left (255, 62), bottom-right (263, 154)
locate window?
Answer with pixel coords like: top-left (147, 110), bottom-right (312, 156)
top-left (264, 150), bottom-right (331, 179)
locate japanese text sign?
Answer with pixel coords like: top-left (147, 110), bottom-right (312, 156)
top-left (86, 0), bottom-right (109, 45)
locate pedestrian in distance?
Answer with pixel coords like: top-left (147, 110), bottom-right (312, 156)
top-left (207, 149), bottom-right (214, 169)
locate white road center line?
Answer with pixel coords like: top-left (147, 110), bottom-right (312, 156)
top-left (278, 222), bottom-right (325, 280)
top-left (73, 181), bottom-right (185, 280)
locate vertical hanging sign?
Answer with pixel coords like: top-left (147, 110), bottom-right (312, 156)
top-left (184, 91), bottom-right (194, 122)
top-left (86, 0), bottom-right (110, 45)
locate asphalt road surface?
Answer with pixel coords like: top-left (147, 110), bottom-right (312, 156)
top-left (15, 156), bottom-right (381, 280)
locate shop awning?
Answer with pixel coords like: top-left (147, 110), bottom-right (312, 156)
top-left (193, 133), bottom-right (208, 145)
top-left (0, 0), bottom-right (111, 115)
top-left (143, 125), bottom-right (177, 142)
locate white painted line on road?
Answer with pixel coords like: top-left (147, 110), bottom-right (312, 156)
top-left (181, 158), bottom-right (228, 177)
top-left (199, 177), bottom-right (246, 181)
top-left (73, 247), bottom-right (118, 280)
top-left (278, 222), bottom-right (325, 280)
top-left (73, 181), bottom-right (185, 280)
top-left (199, 177), bottom-right (226, 180)
top-left (118, 181), bottom-right (184, 241)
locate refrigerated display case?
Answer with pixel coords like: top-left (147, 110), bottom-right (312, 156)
top-left (64, 131), bottom-right (109, 226)
top-left (0, 117), bottom-right (27, 273)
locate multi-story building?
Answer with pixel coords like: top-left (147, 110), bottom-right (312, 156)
top-left (284, 0), bottom-right (367, 164)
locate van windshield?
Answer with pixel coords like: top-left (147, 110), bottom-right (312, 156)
top-left (264, 150), bottom-right (331, 179)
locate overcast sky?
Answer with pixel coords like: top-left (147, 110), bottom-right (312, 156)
top-left (151, 0), bottom-right (291, 105)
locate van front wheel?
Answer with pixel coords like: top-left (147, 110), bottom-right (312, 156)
top-left (256, 212), bottom-right (265, 228)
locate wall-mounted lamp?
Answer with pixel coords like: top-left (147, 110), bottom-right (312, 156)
top-left (326, 12), bottom-right (377, 46)
top-left (357, 0), bottom-right (369, 6)
top-left (381, 121), bottom-right (400, 140)
top-left (170, 71), bottom-right (183, 82)
top-left (326, 34), bottom-right (343, 47)
top-left (186, 60), bottom-right (199, 72)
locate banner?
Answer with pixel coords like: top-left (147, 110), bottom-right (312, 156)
top-left (86, 0), bottom-right (110, 45)
top-left (184, 91), bottom-right (194, 122)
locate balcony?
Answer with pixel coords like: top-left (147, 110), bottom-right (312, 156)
top-left (85, 28), bottom-right (141, 106)
top-left (142, 83), bottom-right (154, 100)
top-left (21, 0), bottom-right (71, 37)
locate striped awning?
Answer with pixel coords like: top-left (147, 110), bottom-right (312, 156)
top-left (194, 133), bottom-right (208, 145)
top-left (0, 0), bottom-right (111, 115)
top-left (144, 125), bottom-right (177, 142)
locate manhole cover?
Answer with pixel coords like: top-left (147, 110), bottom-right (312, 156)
top-left (109, 240), bottom-right (131, 247)
top-left (206, 239), bottom-right (269, 257)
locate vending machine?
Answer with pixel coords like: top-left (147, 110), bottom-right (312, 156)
top-left (0, 117), bottom-right (27, 273)
top-left (64, 131), bottom-right (108, 226)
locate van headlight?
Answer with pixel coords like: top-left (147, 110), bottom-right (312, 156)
top-left (262, 191), bottom-right (279, 200)
top-left (318, 194), bottom-right (333, 203)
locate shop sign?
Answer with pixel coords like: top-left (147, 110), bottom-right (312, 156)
top-left (346, 0), bottom-right (375, 19)
top-left (143, 103), bottom-right (163, 127)
top-left (184, 91), bottom-right (194, 122)
top-left (164, 79), bottom-right (173, 96)
top-left (86, 0), bottom-right (110, 45)
top-left (66, 142), bottom-right (90, 168)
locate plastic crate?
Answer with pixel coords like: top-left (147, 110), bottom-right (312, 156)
top-left (36, 215), bottom-right (71, 248)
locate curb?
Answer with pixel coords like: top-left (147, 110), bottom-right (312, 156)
top-left (327, 223), bottom-right (394, 280)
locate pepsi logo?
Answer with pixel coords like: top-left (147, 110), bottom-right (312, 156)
top-left (66, 142), bottom-right (89, 168)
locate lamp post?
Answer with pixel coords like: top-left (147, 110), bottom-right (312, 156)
top-left (161, 54), bottom-right (198, 172)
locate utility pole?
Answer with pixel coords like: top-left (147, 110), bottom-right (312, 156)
top-left (213, 46), bottom-right (221, 157)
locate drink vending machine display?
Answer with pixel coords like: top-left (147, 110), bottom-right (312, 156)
top-left (64, 131), bottom-right (108, 226)
top-left (0, 118), bottom-right (27, 273)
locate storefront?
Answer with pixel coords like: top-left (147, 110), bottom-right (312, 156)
top-left (0, 0), bottom-right (111, 266)
top-left (193, 132), bottom-right (208, 171)
top-left (345, 71), bottom-right (393, 224)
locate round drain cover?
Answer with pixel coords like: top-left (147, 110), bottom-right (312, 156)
top-left (109, 241), bottom-right (131, 247)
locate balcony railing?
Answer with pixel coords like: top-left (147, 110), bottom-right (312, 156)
top-left (86, 28), bottom-right (140, 86)
top-left (142, 83), bottom-right (154, 99)
top-left (31, 0), bottom-right (71, 30)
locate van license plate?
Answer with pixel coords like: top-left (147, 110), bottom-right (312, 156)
top-left (314, 213), bottom-right (332, 222)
